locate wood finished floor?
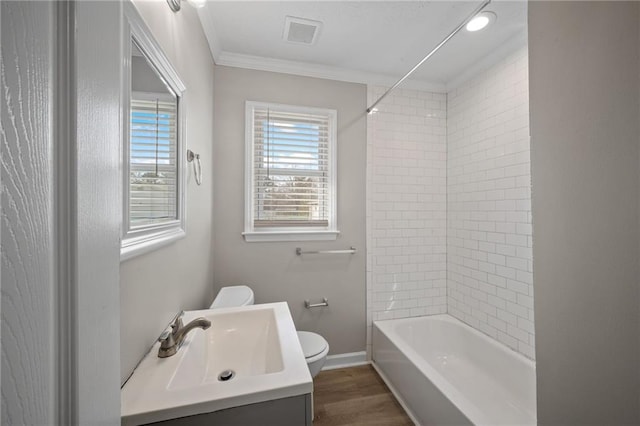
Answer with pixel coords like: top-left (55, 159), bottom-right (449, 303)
top-left (312, 365), bottom-right (413, 426)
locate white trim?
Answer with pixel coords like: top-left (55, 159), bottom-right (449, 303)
top-left (196, 4), bottom-right (221, 63)
top-left (125, 3), bottom-right (185, 93)
top-left (219, 51), bottom-right (447, 93)
top-left (121, 2), bottom-right (187, 260)
top-left (120, 228), bottom-right (186, 261)
top-left (244, 101), bottom-right (338, 242)
top-left (445, 30), bottom-right (527, 91)
top-left (321, 351), bottom-right (369, 371)
top-left (371, 362), bottom-right (420, 426)
top-left (243, 230), bottom-right (339, 243)
top-left (75, 1), bottom-right (123, 421)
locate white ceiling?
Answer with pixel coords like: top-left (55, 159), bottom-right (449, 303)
top-left (197, 1), bottom-right (527, 91)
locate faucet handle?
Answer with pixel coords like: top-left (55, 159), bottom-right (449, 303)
top-left (159, 330), bottom-right (171, 342)
top-left (170, 311), bottom-right (185, 332)
top-left (158, 329), bottom-right (177, 357)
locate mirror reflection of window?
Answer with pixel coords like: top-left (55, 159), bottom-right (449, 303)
top-left (130, 41), bottom-right (178, 227)
top-left (122, 4), bottom-right (186, 260)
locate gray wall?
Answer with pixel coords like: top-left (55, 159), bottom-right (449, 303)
top-left (212, 66), bottom-right (367, 355)
top-left (529, 1), bottom-right (640, 423)
top-left (120, 2), bottom-right (215, 384)
top-left (132, 55), bottom-right (171, 94)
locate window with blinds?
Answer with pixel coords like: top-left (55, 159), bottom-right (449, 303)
top-left (122, 27), bottom-right (186, 260)
top-left (129, 95), bottom-right (178, 227)
top-left (245, 102), bottom-right (338, 241)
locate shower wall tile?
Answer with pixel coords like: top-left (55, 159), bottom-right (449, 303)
top-left (446, 46), bottom-right (534, 359)
top-left (366, 86), bottom-right (448, 357)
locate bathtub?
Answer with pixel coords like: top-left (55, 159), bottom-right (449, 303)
top-left (372, 315), bottom-right (536, 425)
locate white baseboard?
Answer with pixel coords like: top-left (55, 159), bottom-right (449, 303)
top-left (322, 351), bottom-right (369, 371)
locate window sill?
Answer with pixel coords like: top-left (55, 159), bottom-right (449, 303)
top-left (121, 227), bottom-right (185, 261)
top-left (242, 230), bottom-right (340, 243)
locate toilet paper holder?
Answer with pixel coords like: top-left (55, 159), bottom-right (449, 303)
top-left (305, 298), bottom-right (329, 309)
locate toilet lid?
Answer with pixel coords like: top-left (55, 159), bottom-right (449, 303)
top-left (297, 331), bottom-right (327, 358)
top-left (211, 286), bottom-right (254, 308)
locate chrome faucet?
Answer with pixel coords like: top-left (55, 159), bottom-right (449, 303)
top-left (158, 311), bottom-right (211, 358)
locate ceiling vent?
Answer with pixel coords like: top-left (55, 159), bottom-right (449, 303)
top-left (283, 16), bottom-right (322, 45)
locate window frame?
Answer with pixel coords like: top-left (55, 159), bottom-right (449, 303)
top-left (243, 101), bottom-right (338, 242)
top-left (121, 4), bottom-right (187, 261)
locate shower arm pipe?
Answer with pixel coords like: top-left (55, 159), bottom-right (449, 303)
top-left (366, 0), bottom-right (491, 114)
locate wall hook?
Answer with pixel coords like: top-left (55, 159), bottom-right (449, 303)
top-left (187, 149), bottom-right (202, 186)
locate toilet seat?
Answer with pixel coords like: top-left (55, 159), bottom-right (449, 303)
top-left (297, 331), bottom-right (329, 360)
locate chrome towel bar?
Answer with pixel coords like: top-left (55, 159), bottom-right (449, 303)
top-left (296, 246), bottom-right (356, 255)
top-left (305, 298), bottom-right (329, 309)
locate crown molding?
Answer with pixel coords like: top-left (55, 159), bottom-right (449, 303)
top-left (197, 2), bottom-right (525, 94)
top-left (446, 30), bottom-right (527, 91)
top-left (216, 51), bottom-right (447, 92)
top-left (196, 5), bottom-right (221, 62)
top-left (196, 4), bottom-right (445, 91)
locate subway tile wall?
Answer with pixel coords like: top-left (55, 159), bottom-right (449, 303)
top-left (366, 86), bottom-right (448, 357)
top-left (447, 47), bottom-right (534, 359)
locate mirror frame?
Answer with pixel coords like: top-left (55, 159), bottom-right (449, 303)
top-left (121, 2), bottom-right (187, 261)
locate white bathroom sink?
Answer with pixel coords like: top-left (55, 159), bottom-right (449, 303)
top-left (121, 302), bottom-right (312, 425)
top-left (168, 306), bottom-right (285, 389)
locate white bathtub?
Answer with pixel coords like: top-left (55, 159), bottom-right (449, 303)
top-left (372, 314), bottom-right (536, 426)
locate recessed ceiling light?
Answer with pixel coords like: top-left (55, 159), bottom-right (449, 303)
top-left (466, 11), bottom-right (496, 32)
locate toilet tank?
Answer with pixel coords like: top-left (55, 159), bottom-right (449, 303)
top-left (210, 285), bottom-right (255, 308)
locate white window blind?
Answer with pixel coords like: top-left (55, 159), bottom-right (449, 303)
top-left (129, 96), bottom-right (178, 227)
top-left (251, 105), bottom-right (334, 229)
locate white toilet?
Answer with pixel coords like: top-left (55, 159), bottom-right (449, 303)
top-left (210, 285), bottom-right (329, 378)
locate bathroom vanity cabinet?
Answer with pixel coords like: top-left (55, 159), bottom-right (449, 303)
top-left (146, 394), bottom-right (312, 426)
top-left (121, 304), bottom-right (313, 426)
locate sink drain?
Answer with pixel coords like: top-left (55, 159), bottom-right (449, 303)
top-left (218, 369), bottom-right (235, 382)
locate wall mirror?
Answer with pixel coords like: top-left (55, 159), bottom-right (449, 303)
top-left (121, 2), bottom-right (187, 260)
